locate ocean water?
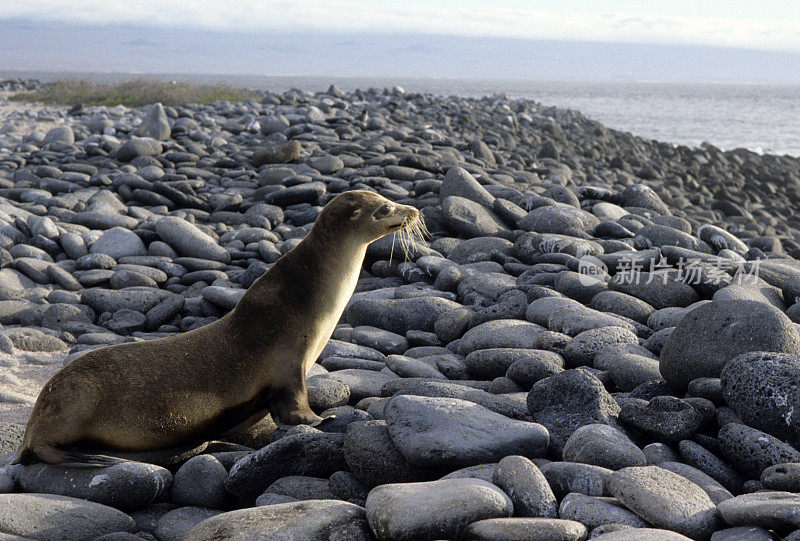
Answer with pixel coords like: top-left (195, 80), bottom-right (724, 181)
top-left (4, 71), bottom-right (800, 157)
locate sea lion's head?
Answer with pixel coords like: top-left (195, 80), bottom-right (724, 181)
top-left (317, 190), bottom-right (423, 243)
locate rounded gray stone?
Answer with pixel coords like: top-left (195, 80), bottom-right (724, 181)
top-left (90, 227), bottom-right (147, 260)
top-left (384, 395), bottom-right (549, 467)
top-left (466, 517), bottom-right (588, 541)
top-left (761, 462), bottom-right (800, 492)
top-left (562, 423), bottom-right (647, 470)
top-left (365, 478), bottom-right (512, 541)
top-left (592, 527), bottom-right (693, 540)
top-left (563, 326), bottom-right (639, 367)
top-left (155, 506), bottom-right (222, 541)
top-left (492, 455), bottom-right (557, 518)
top-left (155, 217), bottom-right (230, 263)
top-left (608, 465), bottom-right (719, 540)
top-left (657, 461), bottom-right (734, 505)
top-left (171, 455), bottom-right (228, 509)
top-left (0, 493), bottom-right (136, 540)
top-left (659, 300), bottom-right (800, 391)
top-left (466, 348), bottom-right (561, 380)
top-left (558, 492), bottom-right (648, 530)
top-left (539, 461), bottom-right (612, 499)
top-left (18, 461), bottom-right (172, 511)
top-left (184, 499), bottom-right (370, 541)
top-left (716, 491), bottom-right (800, 530)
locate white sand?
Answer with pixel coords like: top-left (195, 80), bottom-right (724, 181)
top-left (0, 92), bottom-right (71, 426)
top-left (0, 353), bottom-right (66, 425)
top-left (0, 91), bottom-right (69, 149)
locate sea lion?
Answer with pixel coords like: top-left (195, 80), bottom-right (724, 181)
top-left (14, 190), bottom-right (423, 465)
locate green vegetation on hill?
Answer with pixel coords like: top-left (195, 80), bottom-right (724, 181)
top-left (9, 79), bottom-right (260, 107)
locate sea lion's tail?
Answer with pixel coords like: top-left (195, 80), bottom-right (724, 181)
top-left (13, 445), bottom-right (126, 468)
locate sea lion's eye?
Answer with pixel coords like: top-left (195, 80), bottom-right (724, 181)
top-left (372, 204), bottom-right (395, 219)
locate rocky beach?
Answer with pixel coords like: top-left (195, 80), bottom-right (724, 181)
top-left (0, 77), bottom-right (799, 540)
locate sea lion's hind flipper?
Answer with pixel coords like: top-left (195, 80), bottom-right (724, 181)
top-left (59, 451), bottom-right (127, 468)
top-left (13, 445), bottom-right (125, 467)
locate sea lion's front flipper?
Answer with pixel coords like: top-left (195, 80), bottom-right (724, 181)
top-left (269, 386), bottom-right (324, 427)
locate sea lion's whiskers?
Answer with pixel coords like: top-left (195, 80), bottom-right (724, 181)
top-left (395, 212), bottom-right (429, 262)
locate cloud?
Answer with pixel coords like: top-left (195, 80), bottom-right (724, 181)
top-left (2, 0), bottom-right (800, 53)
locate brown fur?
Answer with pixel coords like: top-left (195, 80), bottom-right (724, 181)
top-left (14, 190), bottom-right (420, 465)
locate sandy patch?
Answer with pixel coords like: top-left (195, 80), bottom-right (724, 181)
top-left (0, 352), bottom-right (66, 426)
top-left (0, 91), bottom-right (69, 146)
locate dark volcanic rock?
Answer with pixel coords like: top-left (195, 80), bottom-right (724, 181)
top-left (721, 351), bottom-right (800, 448)
top-left (527, 369), bottom-right (621, 454)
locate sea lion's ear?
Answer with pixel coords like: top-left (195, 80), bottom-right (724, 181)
top-left (349, 208), bottom-right (362, 219)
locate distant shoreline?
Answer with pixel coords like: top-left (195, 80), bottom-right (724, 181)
top-left (3, 74), bottom-right (799, 157)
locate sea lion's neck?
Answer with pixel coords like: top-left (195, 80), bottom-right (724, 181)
top-left (234, 225), bottom-right (367, 340)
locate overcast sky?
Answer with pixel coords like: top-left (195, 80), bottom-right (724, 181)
top-left (4, 1), bottom-right (800, 51)
top-left (2, 1), bottom-right (800, 82)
